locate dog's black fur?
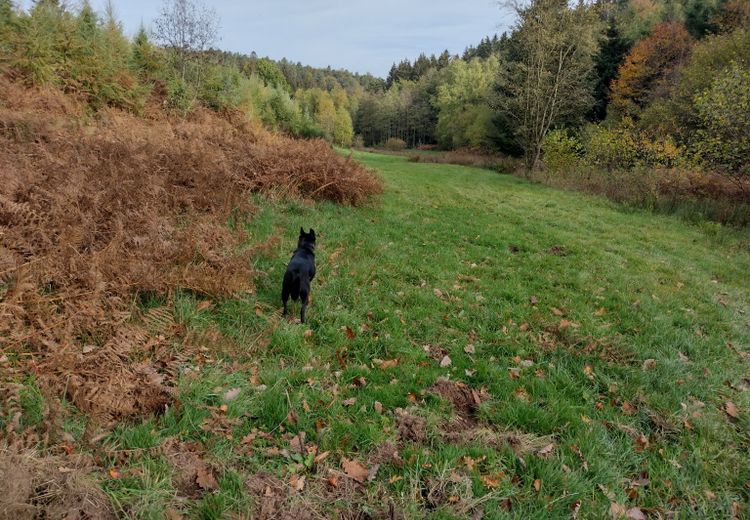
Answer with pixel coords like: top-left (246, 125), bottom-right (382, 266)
top-left (282, 228), bottom-right (316, 323)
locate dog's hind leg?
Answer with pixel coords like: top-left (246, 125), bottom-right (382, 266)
top-left (282, 274), bottom-right (292, 317)
top-left (299, 280), bottom-right (310, 324)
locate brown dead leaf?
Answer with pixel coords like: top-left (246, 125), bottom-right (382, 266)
top-left (314, 451), bottom-right (330, 464)
top-left (464, 344), bottom-right (476, 354)
top-left (594, 307), bottom-right (606, 317)
top-left (327, 474), bottom-right (339, 488)
top-left (609, 503), bottom-right (627, 519)
top-left (379, 358), bottom-right (399, 369)
top-left (374, 401), bottom-right (383, 414)
top-left (303, 329), bottom-right (313, 338)
top-left (433, 288), bottom-right (444, 298)
top-left (509, 368), bottom-right (521, 380)
top-left (108, 468), bottom-right (121, 479)
top-left (342, 326), bottom-right (356, 340)
top-left (342, 397), bottom-right (357, 407)
top-left (552, 307), bottom-right (564, 316)
top-left (197, 300), bottom-right (212, 311)
top-left (440, 355), bottom-right (452, 367)
top-left (196, 466), bottom-right (218, 490)
top-left (621, 401), bottom-right (637, 415)
top-left (480, 473), bottom-right (503, 489)
top-left (533, 479), bottom-right (541, 492)
top-left (342, 457), bottom-right (369, 483)
top-left (635, 433), bottom-right (649, 452)
top-left (536, 443), bottom-right (555, 459)
top-left (559, 319), bottom-right (572, 330)
top-left (626, 508), bottom-right (646, 520)
top-left (290, 474), bottom-right (306, 492)
top-left (725, 401), bottom-right (739, 419)
top-left (286, 410), bottom-right (298, 424)
top-left (223, 387), bottom-right (241, 402)
top-left (642, 359), bottom-right (657, 370)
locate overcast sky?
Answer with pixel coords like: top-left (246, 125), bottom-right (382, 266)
top-left (20, 0), bottom-right (514, 77)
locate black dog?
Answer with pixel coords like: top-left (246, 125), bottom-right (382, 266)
top-left (282, 228), bottom-right (316, 323)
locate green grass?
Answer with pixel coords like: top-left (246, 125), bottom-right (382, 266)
top-left (102, 151), bottom-right (749, 518)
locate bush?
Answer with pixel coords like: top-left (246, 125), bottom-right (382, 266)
top-left (581, 124), bottom-right (639, 171)
top-left (692, 63), bottom-right (750, 180)
top-left (542, 129), bottom-right (583, 173)
top-left (382, 137), bottom-right (407, 151)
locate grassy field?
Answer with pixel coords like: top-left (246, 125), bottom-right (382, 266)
top-left (93, 152), bottom-right (749, 518)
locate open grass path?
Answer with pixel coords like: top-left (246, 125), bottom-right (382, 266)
top-left (106, 152), bottom-right (749, 519)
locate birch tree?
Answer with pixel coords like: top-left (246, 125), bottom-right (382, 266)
top-left (495, 0), bottom-right (601, 172)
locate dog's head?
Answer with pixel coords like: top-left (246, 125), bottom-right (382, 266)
top-left (298, 227), bottom-right (316, 250)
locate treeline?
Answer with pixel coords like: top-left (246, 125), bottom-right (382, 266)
top-left (0, 0), bottom-right (365, 146)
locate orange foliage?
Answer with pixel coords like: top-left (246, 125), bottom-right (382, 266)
top-left (0, 77), bottom-right (381, 432)
top-left (610, 22), bottom-right (694, 113)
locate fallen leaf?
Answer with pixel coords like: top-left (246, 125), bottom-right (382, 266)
top-left (530, 296), bottom-right (538, 305)
top-left (448, 495), bottom-right (460, 504)
top-left (342, 326), bottom-right (356, 340)
top-left (342, 458), bottom-right (369, 483)
top-left (594, 307), bottom-right (606, 317)
top-left (327, 474), bottom-right (338, 488)
top-left (519, 322), bottom-right (530, 331)
top-left (352, 376), bottom-right (367, 387)
top-left (290, 474), bottom-right (306, 492)
top-left (108, 468), bottom-right (120, 479)
top-left (342, 397), bottom-right (357, 407)
top-left (533, 479), bottom-right (541, 492)
top-left (389, 475), bottom-right (402, 484)
top-left (704, 490), bottom-right (716, 500)
top-left (219, 404), bottom-right (228, 413)
top-left (197, 300), bottom-right (212, 311)
top-left (286, 410), bottom-right (298, 424)
top-left (314, 451), bottom-right (330, 464)
top-left (609, 503), bottom-right (627, 519)
top-left (559, 319), bottom-right (572, 329)
top-left (433, 288), bottom-right (444, 298)
top-left (509, 368), bottom-right (521, 380)
top-left (480, 473), bottom-right (503, 489)
top-left (196, 467), bottom-right (218, 490)
top-left (725, 401), bottom-right (739, 419)
top-left (302, 399), bottom-right (311, 412)
top-left (464, 344), bottom-right (476, 354)
top-left (303, 329), bottom-right (313, 338)
top-left (378, 358), bottom-right (399, 369)
top-left (223, 388), bottom-right (241, 402)
top-left (374, 401), bottom-right (383, 414)
top-left (678, 352), bottom-right (689, 363)
top-left (621, 401), bottom-right (637, 415)
top-left (552, 307), bottom-right (564, 316)
top-left (290, 432), bottom-right (306, 453)
top-left (642, 359), bottom-right (657, 370)
top-left (626, 508), bottom-right (646, 520)
top-left (635, 433), bottom-right (649, 452)
top-left (536, 443), bottom-right (555, 458)
top-left (440, 355), bottom-right (452, 367)
top-left (583, 365), bottom-right (594, 378)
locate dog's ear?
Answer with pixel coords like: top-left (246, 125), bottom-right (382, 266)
top-left (299, 227), bottom-right (305, 236)
top-left (309, 229), bottom-right (316, 239)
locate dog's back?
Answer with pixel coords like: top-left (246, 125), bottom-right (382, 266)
top-left (282, 228), bottom-right (316, 323)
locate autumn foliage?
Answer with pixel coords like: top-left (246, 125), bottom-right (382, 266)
top-left (610, 22), bottom-right (694, 114)
top-left (0, 77), bottom-right (381, 433)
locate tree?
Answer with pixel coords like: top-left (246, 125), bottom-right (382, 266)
top-left (610, 22), bottom-right (693, 115)
top-left (495, 0), bottom-right (602, 172)
top-left (333, 106), bottom-right (354, 146)
top-left (152, 0), bottom-right (219, 80)
top-left (436, 57), bottom-right (500, 149)
top-left (692, 63), bottom-right (750, 183)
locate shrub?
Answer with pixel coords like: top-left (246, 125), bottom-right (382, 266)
top-left (692, 63), bottom-right (750, 181)
top-left (581, 124), bottom-right (639, 171)
top-left (542, 129), bottom-right (583, 174)
top-left (382, 137), bottom-right (406, 151)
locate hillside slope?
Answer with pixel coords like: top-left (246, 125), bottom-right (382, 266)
top-left (2, 152), bottom-right (749, 519)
